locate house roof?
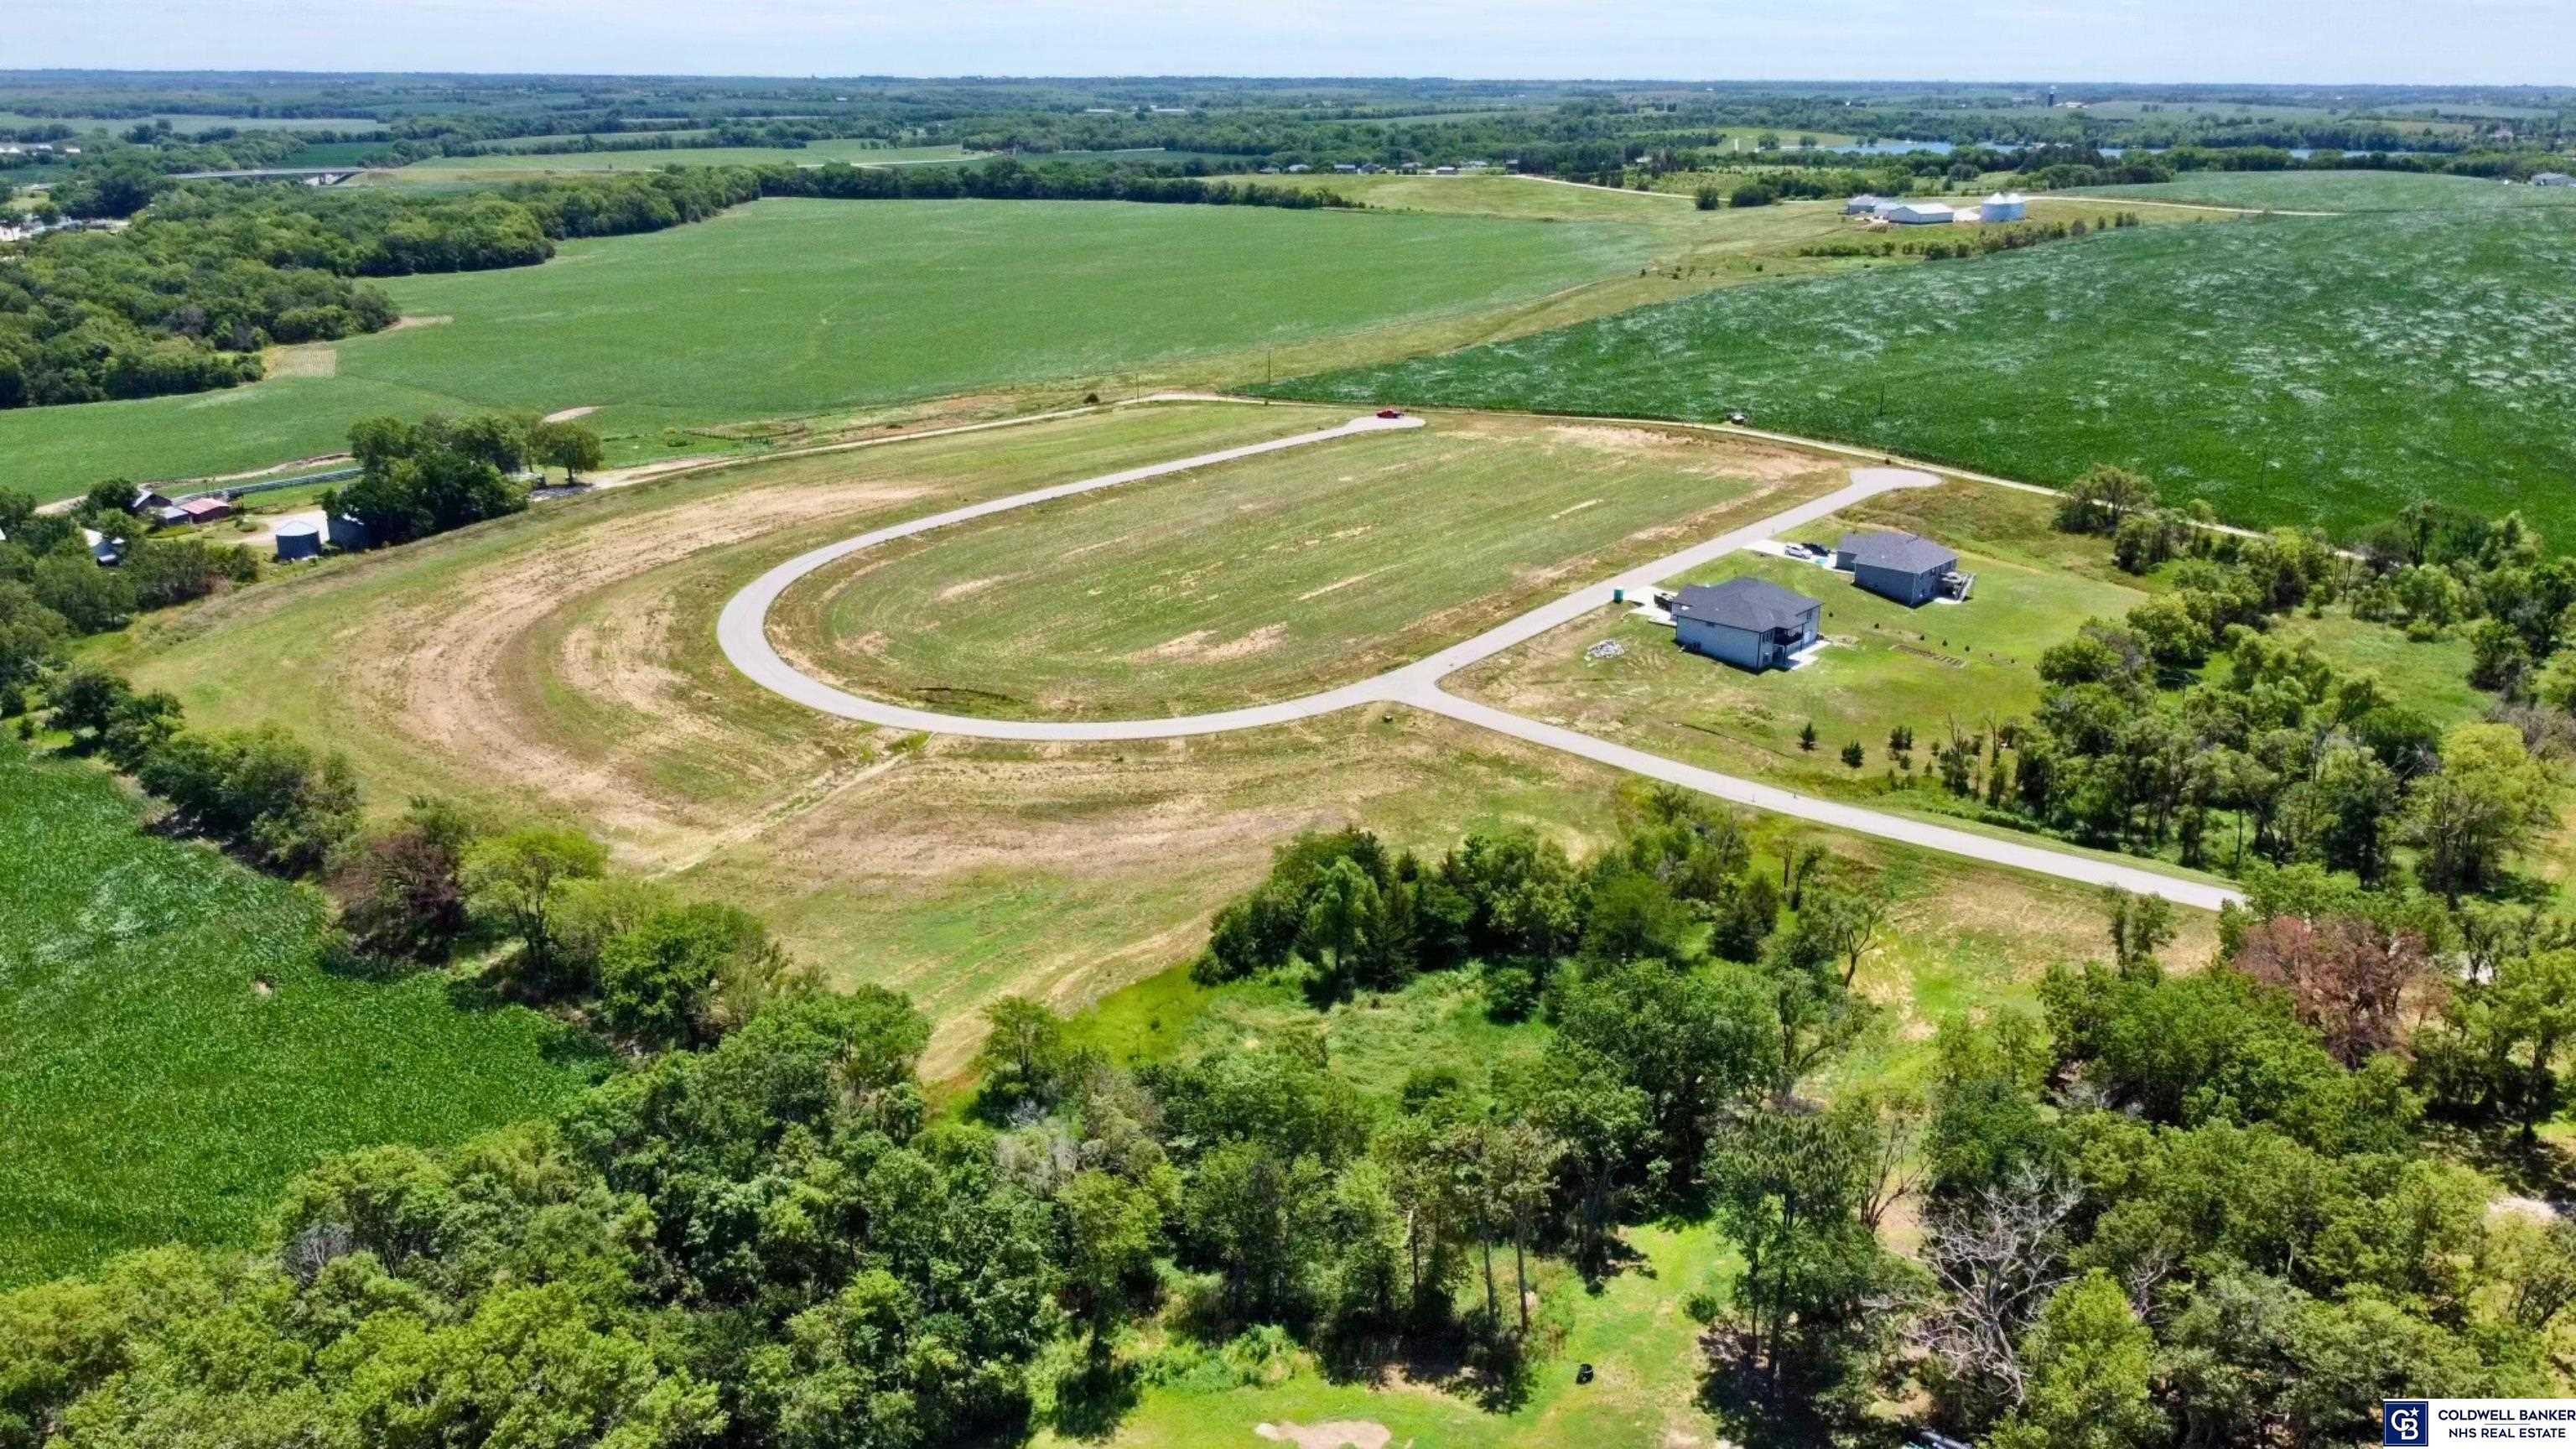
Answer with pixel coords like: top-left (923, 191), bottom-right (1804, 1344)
top-left (1837, 529), bottom-right (1960, 574)
top-left (1675, 577), bottom-right (1820, 635)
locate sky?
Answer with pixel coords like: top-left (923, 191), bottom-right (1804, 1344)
top-left (13, 0), bottom-right (2576, 86)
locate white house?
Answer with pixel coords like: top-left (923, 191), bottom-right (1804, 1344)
top-left (1887, 201), bottom-right (1958, 226)
top-left (1981, 191), bottom-right (2028, 221)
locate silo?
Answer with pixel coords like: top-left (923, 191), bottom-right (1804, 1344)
top-left (273, 519), bottom-right (324, 563)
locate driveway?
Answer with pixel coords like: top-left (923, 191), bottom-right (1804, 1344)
top-left (717, 416), bottom-right (2240, 909)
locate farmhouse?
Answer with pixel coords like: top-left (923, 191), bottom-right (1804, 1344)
top-left (2536, 173), bottom-right (2574, 187)
top-left (1981, 191), bottom-right (2028, 221)
top-left (1672, 577), bottom-right (1822, 672)
top-left (1834, 530), bottom-right (1961, 605)
top-left (1887, 201), bottom-right (1958, 226)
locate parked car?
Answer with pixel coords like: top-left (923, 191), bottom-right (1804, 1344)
top-left (1727, 409), bottom-right (1749, 425)
top-left (1376, 408), bottom-right (1405, 419)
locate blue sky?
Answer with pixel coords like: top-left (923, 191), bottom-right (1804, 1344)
top-left (16, 0), bottom-right (2576, 86)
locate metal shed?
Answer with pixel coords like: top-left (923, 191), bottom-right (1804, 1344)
top-left (326, 513), bottom-right (372, 551)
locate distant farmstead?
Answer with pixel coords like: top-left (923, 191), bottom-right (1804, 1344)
top-left (1673, 578), bottom-right (1821, 672)
top-left (2536, 173), bottom-right (2575, 187)
top-left (1834, 530), bottom-right (1963, 606)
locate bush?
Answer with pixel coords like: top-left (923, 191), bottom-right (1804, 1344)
top-left (597, 901), bottom-right (805, 1047)
top-left (136, 724), bottom-right (360, 875)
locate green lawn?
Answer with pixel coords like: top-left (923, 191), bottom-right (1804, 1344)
top-left (1266, 203), bottom-right (2576, 545)
top-left (1449, 480), bottom-right (2155, 797)
top-left (0, 197), bottom-right (1656, 502)
top-left (2074, 169), bottom-right (2576, 213)
top-left (771, 413), bottom-right (1847, 719)
top-left (0, 745), bottom-right (605, 1287)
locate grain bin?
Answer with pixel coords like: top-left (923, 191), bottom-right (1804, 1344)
top-left (273, 519), bottom-right (323, 563)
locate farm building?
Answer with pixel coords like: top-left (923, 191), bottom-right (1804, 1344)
top-left (80, 528), bottom-right (122, 566)
top-left (127, 484), bottom-right (174, 513)
top-left (327, 513), bottom-right (373, 551)
top-left (1834, 530), bottom-right (1961, 606)
top-left (1843, 194), bottom-right (1888, 216)
top-left (273, 519), bottom-right (323, 563)
top-left (2536, 173), bottom-right (2574, 187)
top-left (1887, 202), bottom-right (1958, 226)
top-left (1981, 191), bottom-right (2028, 221)
top-left (174, 496), bottom-right (234, 525)
top-left (1672, 578), bottom-right (1822, 672)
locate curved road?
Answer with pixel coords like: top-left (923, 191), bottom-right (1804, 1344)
top-left (718, 414), bottom-right (2240, 910)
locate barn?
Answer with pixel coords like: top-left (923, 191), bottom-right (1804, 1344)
top-left (1672, 578), bottom-right (1822, 672)
top-left (174, 496), bottom-right (234, 525)
top-left (1887, 201), bottom-right (1957, 225)
top-left (1834, 530), bottom-right (1961, 605)
top-left (1843, 194), bottom-right (1888, 216)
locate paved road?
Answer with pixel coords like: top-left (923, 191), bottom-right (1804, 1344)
top-left (717, 415), bottom-right (2241, 908)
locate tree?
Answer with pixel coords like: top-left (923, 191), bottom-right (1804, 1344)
top-left (1706, 1109), bottom-right (1903, 1410)
top-left (1501, 1041), bottom-right (1648, 1276)
top-left (598, 901), bottom-right (806, 1047)
top-left (331, 797), bottom-right (476, 963)
top-left (2055, 465), bottom-right (2156, 536)
top-left (1058, 1170), bottom-right (1161, 1347)
top-left (1801, 878), bottom-right (1892, 988)
top-left (1919, 1166), bottom-right (2082, 1429)
top-left (1840, 740), bottom-right (1865, 769)
top-left (2102, 886), bottom-right (2174, 974)
top-left (976, 995), bottom-right (1072, 1114)
top-left (531, 419), bottom-right (605, 481)
top-left (1798, 719), bottom-right (1818, 751)
top-left (1694, 184), bottom-right (1723, 210)
top-left (0, 582), bottom-right (70, 705)
top-left (461, 826), bottom-right (609, 996)
top-left (1987, 1271), bottom-right (2163, 1449)
top-left (2404, 723), bottom-right (2557, 899)
top-left (2231, 912), bottom-right (2437, 1068)
top-left (1483, 1119), bottom-right (1565, 1335)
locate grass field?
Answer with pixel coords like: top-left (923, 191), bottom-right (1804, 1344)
top-left (0, 197), bottom-right (1654, 503)
top-left (88, 401), bottom-right (2225, 1074)
top-left (769, 412), bottom-right (1846, 719)
top-left (1267, 203), bottom-right (2576, 543)
top-left (0, 744), bottom-right (605, 1287)
top-left (2073, 169), bottom-right (2576, 213)
top-left (388, 140), bottom-right (977, 178)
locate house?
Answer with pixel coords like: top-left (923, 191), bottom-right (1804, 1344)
top-left (1843, 194), bottom-right (1888, 216)
top-left (1432, 165), bottom-right (1458, 175)
top-left (1332, 163), bottom-right (1358, 174)
top-left (174, 496), bottom-right (234, 525)
top-left (1672, 578), bottom-right (1822, 672)
top-left (2535, 173), bottom-right (2575, 188)
top-left (1285, 164), bottom-right (1312, 174)
top-left (1833, 530), bottom-right (1961, 605)
top-left (1981, 191), bottom-right (2028, 221)
top-left (81, 527), bottom-right (122, 566)
top-left (1887, 201), bottom-right (1958, 226)
top-left (127, 484), bottom-right (174, 513)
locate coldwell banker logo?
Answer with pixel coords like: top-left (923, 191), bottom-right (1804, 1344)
top-left (2382, 1400), bottom-right (2428, 1446)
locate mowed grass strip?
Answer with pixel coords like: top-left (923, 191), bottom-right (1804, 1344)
top-left (766, 413), bottom-right (1850, 719)
top-left (2074, 169), bottom-right (2576, 213)
top-left (0, 198), bottom-right (1656, 503)
top-left (0, 745), bottom-right (604, 1286)
top-left (1267, 204), bottom-right (2576, 544)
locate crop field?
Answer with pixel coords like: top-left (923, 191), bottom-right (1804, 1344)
top-left (769, 412), bottom-right (1847, 719)
top-left (0, 744), bottom-right (604, 1286)
top-left (1269, 204), bottom-right (2576, 543)
top-left (1449, 480), bottom-right (2158, 797)
top-left (0, 197), bottom-right (1654, 503)
top-left (89, 399), bottom-right (2199, 1072)
top-left (388, 140), bottom-right (978, 178)
top-left (2074, 169), bottom-right (2576, 212)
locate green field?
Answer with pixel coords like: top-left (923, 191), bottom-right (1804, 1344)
top-left (389, 140), bottom-right (977, 177)
top-left (1268, 204), bottom-right (2576, 543)
top-left (771, 412), bottom-right (1846, 719)
top-left (0, 197), bottom-right (1656, 502)
top-left (0, 744), bottom-right (604, 1286)
top-left (2075, 169), bottom-right (2576, 212)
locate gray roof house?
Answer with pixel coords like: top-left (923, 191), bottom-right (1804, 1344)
top-left (2534, 172), bottom-right (2574, 187)
top-left (1834, 530), bottom-right (1961, 606)
top-left (1673, 577), bottom-right (1822, 672)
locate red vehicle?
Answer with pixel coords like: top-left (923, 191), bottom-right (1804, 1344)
top-left (1375, 408), bottom-right (1404, 419)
